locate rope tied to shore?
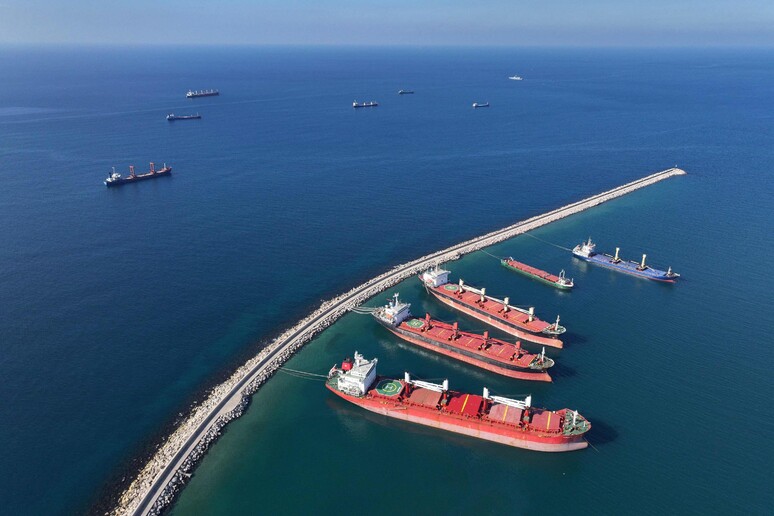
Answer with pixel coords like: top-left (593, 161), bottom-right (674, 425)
top-left (278, 367), bottom-right (328, 381)
top-left (523, 233), bottom-right (573, 252)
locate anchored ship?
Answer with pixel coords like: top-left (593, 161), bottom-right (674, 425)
top-left (572, 238), bottom-right (680, 283)
top-left (353, 100), bottom-right (378, 108)
top-left (472, 102), bottom-right (490, 108)
top-left (508, 75), bottom-right (523, 81)
top-left (501, 258), bottom-right (574, 290)
top-left (327, 352), bottom-right (590, 452)
top-left (372, 294), bottom-right (554, 381)
top-left (104, 162), bottom-right (171, 187)
top-left (186, 89), bottom-right (219, 98)
top-left (398, 90), bottom-right (414, 95)
top-left (420, 267), bottom-right (566, 348)
top-left (166, 113), bottom-right (201, 121)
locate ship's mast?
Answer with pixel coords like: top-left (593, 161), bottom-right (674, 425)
top-left (404, 372), bottom-right (448, 393)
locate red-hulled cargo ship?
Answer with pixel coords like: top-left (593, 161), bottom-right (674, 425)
top-left (419, 267), bottom-right (566, 348)
top-left (327, 352), bottom-right (590, 452)
top-left (501, 257), bottom-right (574, 290)
top-left (372, 294), bottom-right (553, 381)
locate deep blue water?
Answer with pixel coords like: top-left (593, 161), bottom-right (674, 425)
top-left (0, 46), bottom-right (772, 514)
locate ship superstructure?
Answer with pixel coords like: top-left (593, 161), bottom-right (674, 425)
top-left (572, 238), bottom-right (679, 282)
top-left (327, 352), bottom-right (589, 452)
top-left (420, 267), bottom-right (565, 348)
top-left (372, 294), bottom-right (553, 381)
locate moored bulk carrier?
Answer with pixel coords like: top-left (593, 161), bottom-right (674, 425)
top-left (327, 352), bottom-right (590, 452)
top-left (420, 267), bottom-right (566, 348)
top-left (572, 238), bottom-right (680, 283)
top-left (104, 162), bottom-right (171, 187)
top-left (372, 294), bottom-right (554, 381)
top-left (501, 257), bottom-right (574, 290)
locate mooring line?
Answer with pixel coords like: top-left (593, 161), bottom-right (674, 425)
top-left (523, 233), bottom-right (573, 252)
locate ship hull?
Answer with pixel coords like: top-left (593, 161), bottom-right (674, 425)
top-left (573, 252), bottom-right (677, 282)
top-left (105, 168), bottom-right (172, 187)
top-left (378, 320), bottom-right (551, 382)
top-left (327, 385), bottom-right (587, 452)
top-left (501, 260), bottom-right (573, 290)
top-left (426, 288), bottom-right (563, 348)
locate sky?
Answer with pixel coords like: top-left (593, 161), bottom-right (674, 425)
top-left (0, 0), bottom-right (772, 47)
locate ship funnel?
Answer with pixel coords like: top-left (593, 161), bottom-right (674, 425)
top-left (483, 387), bottom-right (490, 400)
top-left (483, 330), bottom-right (489, 341)
top-left (528, 307), bottom-right (535, 322)
top-left (459, 279), bottom-right (465, 292)
top-left (480, 287), bottom-right (486, 302)
top-left (503, 297), bottom-right (509, 311)
top-left (614, 247), bottom-right (620, 261)
top-left (150, 162), bottom-right (155, 173)
top-left (404, 372), bottom-right (411, 383)
top-left (524, 395), bottom-right (532, 408)
top-left (641, 254), bottom-right (647, 269)
top-left (129, 165), bottom-right (135, 177)
top-left (442, 379), bottom-right (449, 391)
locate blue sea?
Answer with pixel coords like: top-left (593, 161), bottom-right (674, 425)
top-left (0, 46), bottom-right (772, 514)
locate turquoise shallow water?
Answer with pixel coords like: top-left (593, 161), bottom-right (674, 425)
top-left (0, 46), bottom-right (772, 514)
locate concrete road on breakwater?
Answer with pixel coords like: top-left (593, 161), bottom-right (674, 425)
top-left (119, 167), bottom-right (686, 516)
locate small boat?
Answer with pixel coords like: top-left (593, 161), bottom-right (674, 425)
top-left (353, 100), bottom-right (378, 108)
top-left (508, 75), bottom-right (523, 81)
top-left (398, 90), bottom-right (414, 95)
top-left (472, 102), bottom-right (490, 108)
top-left (166, 113), bottom-right (201, 121)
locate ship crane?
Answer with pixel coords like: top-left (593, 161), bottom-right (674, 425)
top-left (404, 372), bottom-right (448, 392)
top-left (482, 387), bottom-right (532, 409)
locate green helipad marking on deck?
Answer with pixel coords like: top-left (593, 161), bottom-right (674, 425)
top-left (444, 284), bottom-right (459, 291)
top-left (406, 319), bottom-right (425, 328)
top-left (376, 379), bottom-right (402, 397)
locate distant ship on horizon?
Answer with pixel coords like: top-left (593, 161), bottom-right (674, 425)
top-left (472, 102), bottom-right (490, 108)
top-left (186, 89), bottom-right (219, 98)
top-left (398, 89), bottom-right (414, 95)
top-left (166, 113), bottom-right (201, 121)
top-left (509, 75), bottom-right (523, 81)
top-left (353, 100), bottom-right (378, 108)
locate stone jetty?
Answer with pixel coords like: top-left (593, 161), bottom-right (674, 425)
top-left (113, 167), bottom-right (686, 515)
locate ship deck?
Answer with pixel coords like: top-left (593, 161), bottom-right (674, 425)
top-left (431, 283), bottom-right (551, 332)
top-left (363, 380), bottom-right (580, 437)
top-left (587, 253), bottom-right (673, 279)
top-left (399, 317), bottom-right (543, 368)
top-left (503, 259), bottom-right (562, 283)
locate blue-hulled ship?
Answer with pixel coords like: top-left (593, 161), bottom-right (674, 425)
top-left (572, 238), bottom-right (680, 283)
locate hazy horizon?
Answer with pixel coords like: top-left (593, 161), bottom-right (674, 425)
top-left (1, 1), bottom-right (773, 48)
